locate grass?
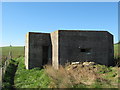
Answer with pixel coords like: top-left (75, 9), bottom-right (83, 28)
top-left (14, 57), bottom-right (50, 88)
top-left (114, 43), bottom-right (119, 58)
top-left (1, 43), bottom-right (120, 88)
top-left (44, 63), bottom-right (118, 88)
top-left (12, 57), bottom-right (118, 88)
top-left (1, 58), bottom-right (119, 88)
top-left (0, 46), bottom-right (24, 67)
top-left (0, 46), bottom-right (24, 58)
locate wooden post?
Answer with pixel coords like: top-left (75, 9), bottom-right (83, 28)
top-left (9, 45), bottom-right (12, 59)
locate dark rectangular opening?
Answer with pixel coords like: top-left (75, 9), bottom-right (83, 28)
top-left (80, 48), bottom-right (91, 52)
top-left (42, 46), bottom-right (49, 65)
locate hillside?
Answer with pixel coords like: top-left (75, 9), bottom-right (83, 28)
top-left (0, 46), bottom-right (24, 58)
top-left (114, 43), bottom-right (119, 58)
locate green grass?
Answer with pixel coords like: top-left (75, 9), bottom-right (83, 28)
top-left (14, 57), bottom-right (51, 88)
top-left (15, 57), bottom-right (119, 88)
top-left (0, 46), bottom-right (24, 66)
top-left (2, 57), bottom-right (119, 88)
top-left (0, 46), bottom-right (24, 58)
top-left (114, 43), bottom-right (119, 58)
top-left (94, 65), bottom-right (118, 88)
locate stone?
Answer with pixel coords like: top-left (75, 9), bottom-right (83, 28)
top-left (83, 62), bottom-right (95, 66)
top-left (71, 62), bottom-right (80, 65)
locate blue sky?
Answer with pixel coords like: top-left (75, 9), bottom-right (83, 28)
top-left (2, 2), bottom-right (118, 46)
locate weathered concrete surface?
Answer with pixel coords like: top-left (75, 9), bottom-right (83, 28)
top-left (25, 32), bottom-right (51, 69)
top-left (25, 33), bottom-right (29, 69)
top-left (107, 32), bottom-right (114, 65)
top-left (25, 30), bottom-right (114, 69)
top-left (51, 31), bottom-right (59, 69)
top-left (58, 30), bottom-right (114, 68)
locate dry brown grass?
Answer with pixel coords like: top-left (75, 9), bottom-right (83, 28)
top-left (44, 63), bottom-right (104, 88)
top-left (44, 65), bottom-right (73, 88)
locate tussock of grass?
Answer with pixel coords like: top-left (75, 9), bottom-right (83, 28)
top-left (45, 64), bottom-right (96, 88)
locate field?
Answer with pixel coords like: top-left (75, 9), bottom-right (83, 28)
top-left (0, 46), bottom-right (24, 58)
top-left (1, 43), bottom-right (120, 89)
top-left (114, 43), bottom-right (120, 58)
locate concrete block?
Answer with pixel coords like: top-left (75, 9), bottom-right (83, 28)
top-left (25, 32), bottom-right (51, 69)
top-left (25, 30), bottom-right (114, 69)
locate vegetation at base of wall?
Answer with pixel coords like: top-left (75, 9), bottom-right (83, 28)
top-left (1, 43), bottom-right (120, 88)
top-left (13, 57), bottom-right (119, 88)
top-left (2, 59), bottom-right (19, 90)
top-left (14, 57), bottom-right (50, 88)
top-left (44, 63), bottom-right (118, 88)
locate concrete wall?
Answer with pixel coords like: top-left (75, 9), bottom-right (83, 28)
top-left (25, 33), bottom-right (29, 69)
top-left (58, 30), bottom-right (114, 67)
top-left (25, 32), bottom-right (51, 69)
top-left (25, 30), bottom-right (114, 69)
top-left (107, 32), bottom-right (114, 65)
top-left (51, 31), bottom-right (59, 69)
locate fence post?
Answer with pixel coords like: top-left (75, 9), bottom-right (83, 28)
top-left (9, 45), bottom-right (12, 59)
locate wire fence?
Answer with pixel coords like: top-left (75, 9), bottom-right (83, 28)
top-left (0, 55), bottom-right (11, 89)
